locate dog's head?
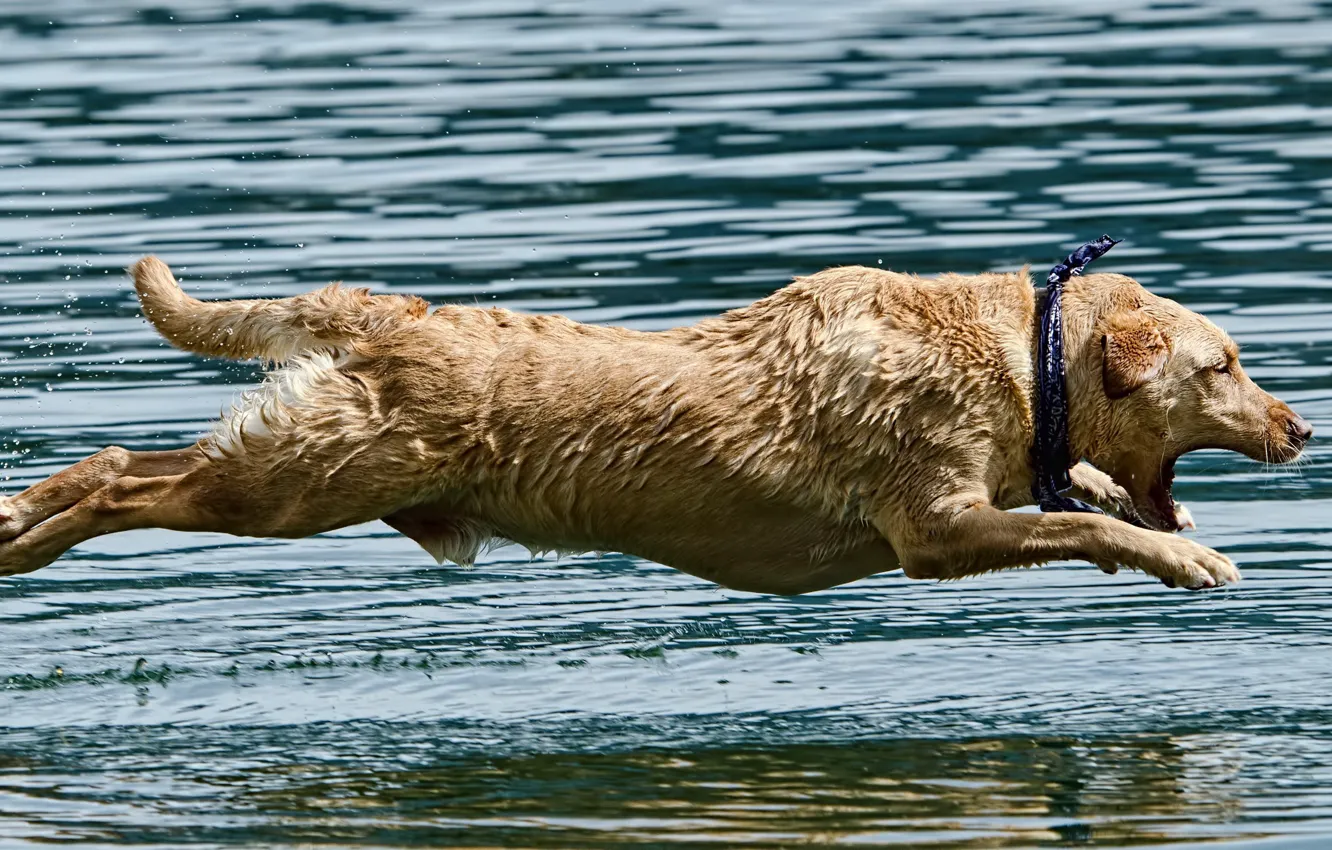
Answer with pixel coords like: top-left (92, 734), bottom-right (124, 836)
top-left (1066, 274), bottom-right (1312, 532)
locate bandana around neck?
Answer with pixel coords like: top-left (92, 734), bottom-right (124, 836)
top-left (1031, 235), bottom-right (1121, 514)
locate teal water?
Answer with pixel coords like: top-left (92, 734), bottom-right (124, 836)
top-left (2, 1), bottom-right (1332, 846)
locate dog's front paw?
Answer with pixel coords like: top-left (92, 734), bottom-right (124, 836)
top-left (1068, 463), bottom-right (1135, 518)
top-left (1147, 536), bottom-right (1239, 590)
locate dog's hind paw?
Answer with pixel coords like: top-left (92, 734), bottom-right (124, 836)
top-left (0, 497), bottom-right (22, 542)
top-left (0, 541), bottom-right (46, 576)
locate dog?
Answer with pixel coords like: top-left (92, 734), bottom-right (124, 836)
top-left (0, 256), bottom-right (1310, 591)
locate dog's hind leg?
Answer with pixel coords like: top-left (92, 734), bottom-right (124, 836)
top-left (0, 358), bottom-right (444, 576)
top-left (0, 439), bottom-right (428, 576)
top-left (0, 446), bottom-right (204, 541)
top-left (0, 462), bottom-right (212, 576)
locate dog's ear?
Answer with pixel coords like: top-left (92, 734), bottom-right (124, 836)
top-left (1101, 312), bottom-right (1170, 399)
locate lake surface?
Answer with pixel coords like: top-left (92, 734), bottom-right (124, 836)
top-left (1, 1), bottom-right (1331, 846)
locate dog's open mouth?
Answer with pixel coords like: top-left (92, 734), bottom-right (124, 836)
top-left (1132, 458), bottom-right (1185, 532)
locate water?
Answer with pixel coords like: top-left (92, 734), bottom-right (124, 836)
top-left (1, 0), bottom-right (1331, 845)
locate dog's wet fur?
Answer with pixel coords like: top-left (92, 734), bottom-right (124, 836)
top-left (0, 256), bottom-right (1311, 591)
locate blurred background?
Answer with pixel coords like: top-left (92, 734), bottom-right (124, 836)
top-left (1, 1), bottom-right (1331, 846)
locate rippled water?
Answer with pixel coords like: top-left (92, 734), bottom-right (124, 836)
top-left (2, 1), bottom-right (1332, 846)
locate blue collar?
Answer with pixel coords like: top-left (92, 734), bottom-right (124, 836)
top-left (1031, 235), bottom-right (1121, 513)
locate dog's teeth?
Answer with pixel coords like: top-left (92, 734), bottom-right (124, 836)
top-left (1175, 503), bottom-right (1196, 531)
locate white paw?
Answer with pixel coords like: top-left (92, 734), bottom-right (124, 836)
top-left (1152, 536), bottom-right (1239, 590)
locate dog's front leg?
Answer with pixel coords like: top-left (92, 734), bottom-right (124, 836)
top-left (879, 500), bottom-right (1237, 589)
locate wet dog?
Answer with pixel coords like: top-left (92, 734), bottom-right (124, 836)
top-left (0, 256), bottom-right (1310, 590)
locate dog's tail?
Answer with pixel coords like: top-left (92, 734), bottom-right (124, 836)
top-left (129, 255), bottom-right (428, 362)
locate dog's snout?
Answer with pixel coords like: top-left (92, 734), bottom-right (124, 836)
top-left (1287, 413), bottom-right (1314, 447)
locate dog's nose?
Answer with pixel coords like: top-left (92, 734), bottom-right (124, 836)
top-left (1287, 413), bottom-right (1314, 447)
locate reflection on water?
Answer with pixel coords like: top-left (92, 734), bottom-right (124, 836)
top-left (1, 0), bottom-right (1331, 846)
top-left (6, 724), bottom-right (1331, 847)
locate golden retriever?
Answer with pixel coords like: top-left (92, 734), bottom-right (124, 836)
top-left (0, 256), bottom-right (1310, 591)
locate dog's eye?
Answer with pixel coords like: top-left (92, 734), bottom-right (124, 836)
top-left (1213, 362), bottom-right (1231, 375)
